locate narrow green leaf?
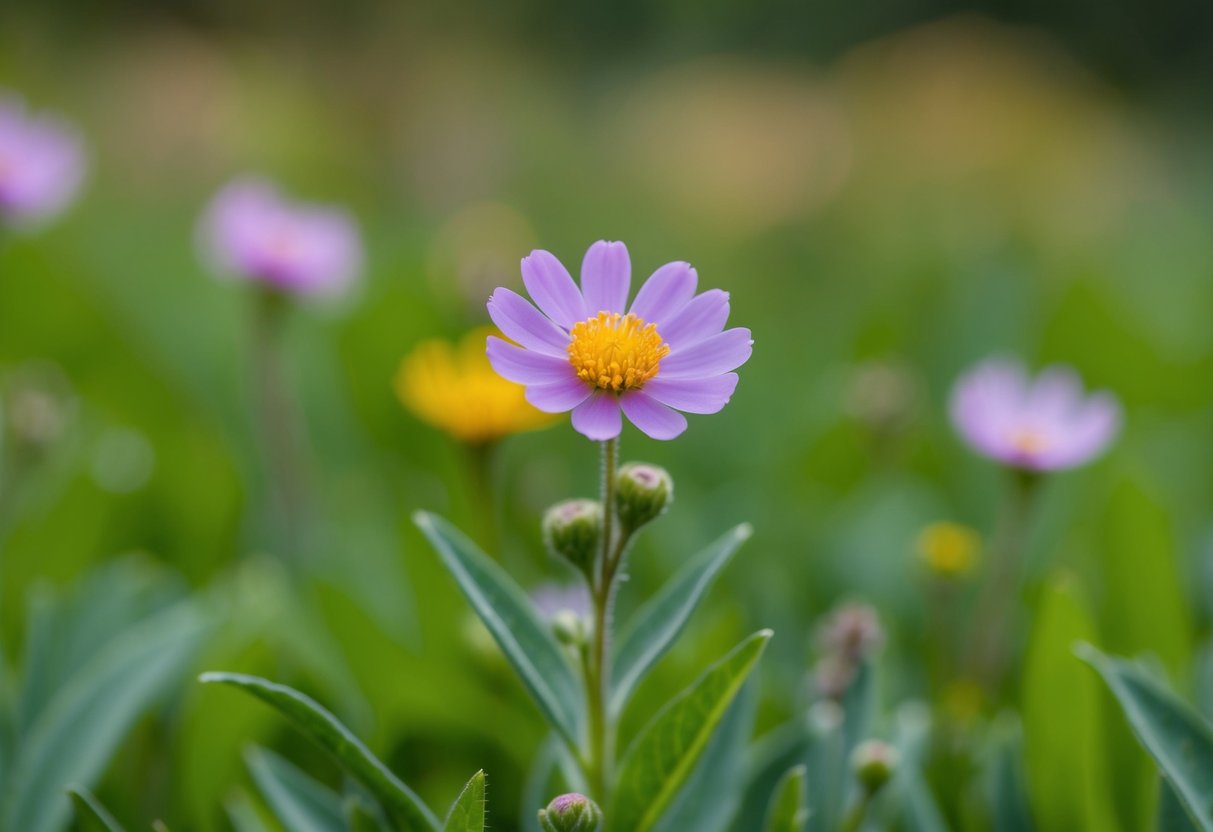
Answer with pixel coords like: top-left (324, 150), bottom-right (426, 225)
top-left (988, 717), bottom-right (1033, 832)
top-left (840, 659), bottom-right (876, 756)
top-left (5, 601), bottom-right (210, 832)
top-left (520, 736), bottom-right (563, 832)
top-left (1158, 778), bottom-right (1200, 832)
top-left (443, 770), bottom-right (487, 832)
top-left (895, 705), bottom-right (948, 832)
top-left (68, 787), bottom-right (127, 832)
top-left (763, 766), bottom-right (808, 832)
top-left (199, 672), bottom-right (440, 832)
top-left (1076, 644), bottom-right (1213, 831)
top-left (1021, 574), bottom-right (1118, 832)
top-left (246, 745), bottom-right (345, 832)
top-left (610, 524), bottom-right (751, 716)
top-left (805, 702), bottom-right (845, 832)
top-left (731, 722), bottom-right (811, 832)
top-left (415, 512), bottom-right (584, 747)
top-left (345, 794), bottom-right (389, 832)
top-left (655, 683), bottom-right (756, 832)
top-left (609, 630), bottom-right (772, 832)
top-left (224, 791), bottom-right (274, 832)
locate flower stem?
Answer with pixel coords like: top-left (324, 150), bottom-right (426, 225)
top-left (840, 792), bottom-right (873, 832)
top-left (965, 468), bottom-right (1040, 694)
top-left (586, 436), bottom-right (620, 800)
top-left (250, 286), bottom-right (308, 559)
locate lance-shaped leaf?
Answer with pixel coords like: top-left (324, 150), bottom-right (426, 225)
top-left (609, 630), bottom-right (772, 832)
top-left (415, 512), bottom-right (584, 747)
top-left (443, 770), bottom-right (487, 832)
top-left (199, 672), bottom-right (440, 832)
top-left (763, 766), bottom-right (808, 832)
top-left (246, 745), bottom-right (345, 832)
top-left (68, 788), bottom-right (126, 832)
top-left (611, 524), bottom-right (751, 717)
top-left (1077, 644), bottom-right (1213, 831)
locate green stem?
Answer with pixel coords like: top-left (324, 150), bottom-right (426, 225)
top-left (586, 436), bottom-right (620, 800)
top-left (966, 468), bottom-right (1040, 695)
top-left (466, 441), bottom-right (500, 556)
top-left (840, 792), bottom-right (872, 832)
top-left (250, 287), bottom-right (308, 559)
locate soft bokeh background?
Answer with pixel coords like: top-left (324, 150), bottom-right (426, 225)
top-left (2, 1), bottom-right (1212, 829)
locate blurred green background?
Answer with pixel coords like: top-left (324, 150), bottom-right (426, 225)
top-left (2, 1), bottom-right (1212, 829)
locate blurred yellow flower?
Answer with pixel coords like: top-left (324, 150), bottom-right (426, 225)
top-left (916, 521), bottom-right (980, 577)
top-left (395, 328), bottom-right (557, 444)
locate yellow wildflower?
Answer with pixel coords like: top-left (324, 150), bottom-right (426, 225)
top-left (916, 521), bottom-right (980, 577)
top-left (395, 328), bottom-right (557, 443)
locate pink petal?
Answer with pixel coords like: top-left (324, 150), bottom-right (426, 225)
top-left (629, 261), bottom-right (697, 325)
top-left (526, 377), bottom-right (593, 413)
top-left (571, 393), bottom-right (623, 440)
top-left (487, 288), bottom-right (571, 358)
top-left (659, 328), bottom-right (753, 379)
top-left (659, 289), bottom-right (730, 350)
top-left (521, 250), bottom-right (586, 329)
top-left (644, 373), bottom-right (738, 414)
top-left (621, 392), bottom-right (688, 440)
top-left (580, 241), bottom-right (631, 315)
top-left (486, 337), bottom-right (576, 385)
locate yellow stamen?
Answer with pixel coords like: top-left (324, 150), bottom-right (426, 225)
top-left (1009, 428), bottom-right (1048, 456)
top-left (395, 327), bottom-right (556, 444)
top-left (567, 312), bottom-right (669, 392)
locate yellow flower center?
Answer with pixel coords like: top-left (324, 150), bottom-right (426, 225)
top-left (1009, 428), bottom-right (1048, 456)
top-left (916, 522), bottom-right (980, 577)
top-left (568, 312), bottom-right (669, 392)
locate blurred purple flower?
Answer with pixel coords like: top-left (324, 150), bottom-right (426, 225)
top-left (530, 582), bottom-right (591, 622)
top-left (199, 177), bottom-right (362, 297)
top-left (0, 93), bottom-right (85, 227)
top-left (486, 240), bottom-right (752, 441)
top-left (949, 358), bottom-right (1120, 472)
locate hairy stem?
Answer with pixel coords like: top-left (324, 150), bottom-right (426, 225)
top-left (586, 436), bottom-right (619, 800)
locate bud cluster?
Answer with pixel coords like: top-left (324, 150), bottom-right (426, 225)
top-left (811, 601), bottom-right (884, 700)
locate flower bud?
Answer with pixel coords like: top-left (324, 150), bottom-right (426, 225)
top-left (538, 793), bottom-right (603, 832)
top-left (916, 522), bottom-right (980, 578)
top-left (614, 463), bottom-right (673, 534)
top-left (851, 740), bottom-right (899, 795)
top-left (549, 609), bottom-right (589, 648)
top-left (543, 500), bottom-right (601, 575)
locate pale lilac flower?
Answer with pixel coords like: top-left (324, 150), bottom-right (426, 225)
top-left (486, 241), bottom-right (752, 441)
top-left (949, 358), bottom-right (1120, 472)
top-left (199, 177), bottom-right (362, 297)
top-left (0, 93), bottom-right (85, 227)
top-left (530, 582), bottom-right (591, 622)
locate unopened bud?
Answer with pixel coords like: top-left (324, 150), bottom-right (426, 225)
top-left (614, 463), bottom-right (672, 533)
top-left (538, 793), bottom-right (603, 832)
top-left (550, 609), bottom-right (589, 648)
top-left (851, 740), bottom-right (898, 794)
top-left (543, 500), bottom-right (601, 575)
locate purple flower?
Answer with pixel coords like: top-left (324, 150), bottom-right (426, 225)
top-left (199, 177), bottom-right (362, 297)
top-left (949, 358), bottom-right (1121, 472)
top-left (0, 93), bottom-right (85, 227)
top-left (486, 241), bottom-right (752, 441)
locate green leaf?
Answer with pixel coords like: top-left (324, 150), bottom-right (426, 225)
top-left (224, 791), bottom-right (274, 832)
top-left (443, 770), bottom-right (487, 832)
top-left (1076, 644), bottom-right (1213, 831)
top-left (246, 745), bottom-right (345, 832)
top-left (68, 787), bottom-right (127, 832)
top-left (4, 601), bottom-right (210, 832)
top-left (1021, 574), bottom-right (1118, 832)
top-left (520, 735), bottom-right (564, 832)
top-left (732, 723), bottom-right (811, 832)
top-left (655, 683), bottom-right (756, 832)
top-left (345, 794), bottom-right (390, 832)
top-left (1157, 778), bottom-right (1200, 832)
top-left (608, 630), bottom-right (772, 832)
top-left (988, 717), bottom-right (1033, 832)
top-left (805, 702), bottom-right (845, 832)
top-left (763, 766), bottom-right (808, 832)
top-left (414, 512), bottom-right (584, 747)
top-left (894, 705), bottom-right (948, 832)
top-left (199, 672), bottom-right (440, 832)
top-left (610, 524), bottom-right (751, 716)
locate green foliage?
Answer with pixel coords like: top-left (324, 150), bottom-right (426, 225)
top-left (3, 573), bottom-right (210, 832)
top-left (763, 765), bottom-right (808, 832)
top-left (608, 630), bottom-right (771, 832)
top-left (68, 787), bottom-right (127, 832)
top-left (246, 745), bottom-right (346, 831)
top-left (199, 672), bottom-right (440, 831)
top-left (1021, 573), bottom-right (1118, 832)
top-left (610, 524), bottom-right (751, 718)
top-left (443, 770), bottom-right (487, 832)
top-left (415, 511), bottom-right (585, 749)
top-left (1078, 644), bottom-right (1213, 831)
